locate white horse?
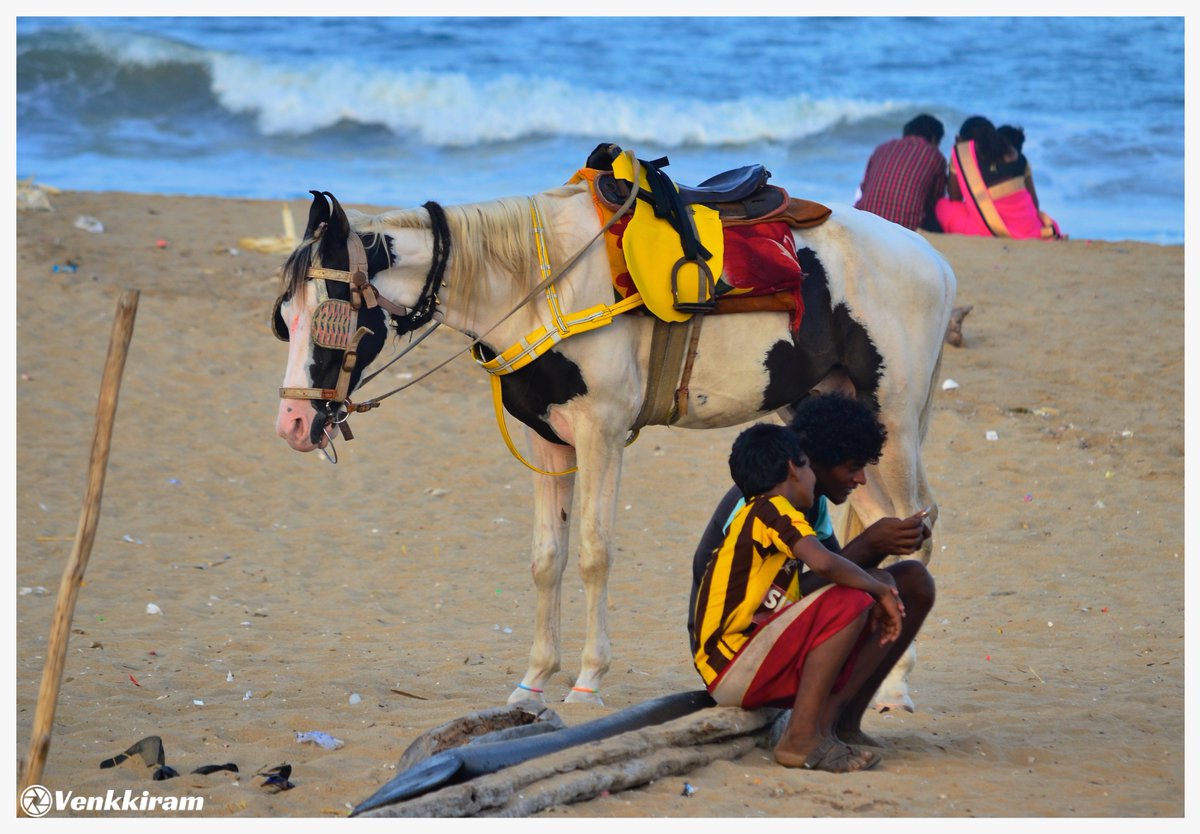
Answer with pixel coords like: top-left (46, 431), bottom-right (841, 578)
top-left (272, 177), bottom-right (955, 708)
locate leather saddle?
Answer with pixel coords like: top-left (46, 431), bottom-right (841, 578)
top-left (576, 145), bottom-right (831, 322)
top-left (593, 170), bottom-right (833, 230)
top-left (594, 165), bottom-right (786, 218)
top-left (681, 164), bottom-right (772, 204)
top-left (584, 143), bottom-right (830, 229)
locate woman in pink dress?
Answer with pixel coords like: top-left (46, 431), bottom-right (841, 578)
top-left (935, 116), bottom-right (1063, 240)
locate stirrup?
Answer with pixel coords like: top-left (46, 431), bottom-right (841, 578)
top-left (671, 257), bottom-right (717, 314)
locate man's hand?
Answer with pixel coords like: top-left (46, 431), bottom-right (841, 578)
top-left (861, 514), bottom-right (929, 557)
top-left (870, 587), bottom-right (905, 645)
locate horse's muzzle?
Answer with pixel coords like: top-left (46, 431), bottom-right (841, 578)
top-left (275, 398), bottom-right (327, 452)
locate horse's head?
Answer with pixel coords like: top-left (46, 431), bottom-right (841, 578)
top-left (272, 191), bottom-right (394, 452)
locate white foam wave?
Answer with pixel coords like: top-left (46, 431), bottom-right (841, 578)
top-left (207, 54), bottom-right (902, 147)
top-left (77, 25), bottom-right (211, 68)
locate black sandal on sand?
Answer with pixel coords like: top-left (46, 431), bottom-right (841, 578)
top-left (775, 737), bottom-right (881, 773)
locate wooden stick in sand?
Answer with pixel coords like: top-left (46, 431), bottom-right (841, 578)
top-left (18, 289), bottom-right (140, 810)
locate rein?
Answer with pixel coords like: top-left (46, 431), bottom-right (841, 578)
top-left (276, 202), bottom-right (451, 436)
top-left (280, 162), bottom-right (643, 467)
top-left (357, 320), bottom-right (441, 389)
top-left (349, 157), bottom-right (644, 411)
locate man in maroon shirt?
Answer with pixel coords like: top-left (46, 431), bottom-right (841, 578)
top-left (854, 114), bottom-right (946, 232)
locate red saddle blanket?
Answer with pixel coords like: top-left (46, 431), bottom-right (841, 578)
top-left (720, 221), bottom-right (805, 330)
top-left (608, 217), bottom-right (805, 331)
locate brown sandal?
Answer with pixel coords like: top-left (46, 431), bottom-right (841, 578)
top-left (776, 737), bottom-right (881, 773)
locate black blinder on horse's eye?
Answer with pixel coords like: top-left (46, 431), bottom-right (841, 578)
top-left (271, 294), bottom-right (289, 342)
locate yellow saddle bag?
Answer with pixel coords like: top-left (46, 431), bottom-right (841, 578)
top-left (611, 151), bottom-right (724, 322)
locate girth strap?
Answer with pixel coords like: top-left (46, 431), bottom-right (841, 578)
top-left (631, 291), bottom-right (795, 431)
top-left (674, 315), bottom-right (704, 420)
top-left (632, 317), bottom-right (694, 431)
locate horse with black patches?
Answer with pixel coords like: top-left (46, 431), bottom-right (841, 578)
top-left (272, 178), bottom-right (955, 710)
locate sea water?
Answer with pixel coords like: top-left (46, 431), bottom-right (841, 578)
top-left (15, 16), bottom-right (1184, 244)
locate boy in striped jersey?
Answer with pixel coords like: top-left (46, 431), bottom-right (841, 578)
top-left (691, 423), bottom-right (912, 772)
top-left (688, 394), bottom-right (935, 723)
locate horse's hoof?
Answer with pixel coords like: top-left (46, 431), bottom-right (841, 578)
top-left (507, 687), bottom-right (545, 706)
top-left (563, 689), bottom-right (604, 706)
top-left (872, 694), bottom-right (915, 713)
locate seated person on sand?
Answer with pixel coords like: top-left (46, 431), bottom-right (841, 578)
top-left (993, 122), bottom-right (1060, 226)
top-left (935, 115), bottom-right (1063, 240)
top-left (688, 393), bottom-right (936, 717)
top-left (690, 421), bottom-right (931, 772)
top-left (854, 113), bottom-right (948, 232)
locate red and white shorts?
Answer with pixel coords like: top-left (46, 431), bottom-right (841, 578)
top-left (709, 585), bottom-right (873, 709)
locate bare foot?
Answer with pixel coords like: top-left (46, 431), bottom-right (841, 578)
top-left (944, 304), bottom-right (973, 347)
top-left (772, 733), bottom-right (824, 768)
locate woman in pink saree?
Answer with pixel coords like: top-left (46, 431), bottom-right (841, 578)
top-left (935, 116), bottom-right (1063, 240)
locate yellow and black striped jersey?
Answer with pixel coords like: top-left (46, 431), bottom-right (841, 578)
top-left (691, 494), bottom-right (814, 685)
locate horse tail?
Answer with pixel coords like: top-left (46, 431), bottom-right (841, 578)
top-left (908, 258), bottom-right (957, 562)
top-left (921, 343), bottom-right (946, 446)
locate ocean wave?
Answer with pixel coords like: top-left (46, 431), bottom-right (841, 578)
top-left (19, 24), bottom-right (907, 149)
top-left (16, 17), bottom-right (1182, 243)
top-left (19, 23), bottom-right (213, 73)
top-left (208, 51), bottom-right (907, 147)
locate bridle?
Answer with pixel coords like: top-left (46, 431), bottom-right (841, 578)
top-left (272, 202), bottom-right (450, 441)
top-left (272, 169), bottom-right (640, 460)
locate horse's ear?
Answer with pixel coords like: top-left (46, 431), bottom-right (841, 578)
top-left (586, 142), bottom-right (622, 171)
top-left (304, 190), bottom-right (330, 239)
top-left (323, 192), bottom-right (352, 243)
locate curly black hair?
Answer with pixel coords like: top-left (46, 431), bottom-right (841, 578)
top-left (728, 423), bottom-right (805, 499)
top-left (788, 393), bottom-right (886, 468)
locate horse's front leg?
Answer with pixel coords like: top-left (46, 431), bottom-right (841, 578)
top-left (848, 412), bottom-right (937, 714)
top-left (508, 429), bottom-right (576, 705)
top-left (562, 420), bottom-right (625, 706)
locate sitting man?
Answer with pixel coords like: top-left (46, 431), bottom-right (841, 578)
top-left (854, 113), bottom-right (947, 232)
top-left (688, 393), bottom-right (935, 747)
top-left (691, 422), bottom-right (915, 772)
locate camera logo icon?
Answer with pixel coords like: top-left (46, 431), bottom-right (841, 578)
top-left (21, 784), bottom-right (53, 817)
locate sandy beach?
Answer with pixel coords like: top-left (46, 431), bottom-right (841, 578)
top-left (12, 188), bottom-right (1185, 820)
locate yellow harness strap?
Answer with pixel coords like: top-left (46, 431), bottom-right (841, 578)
top-left (473, 201), bottom-right (645, 377)
top-left (473, 200), bottom-right (645, 476)
top-left (483, 372), bottom-right (569, 476)
top-left (481, 371), bottom-right (642, 477)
